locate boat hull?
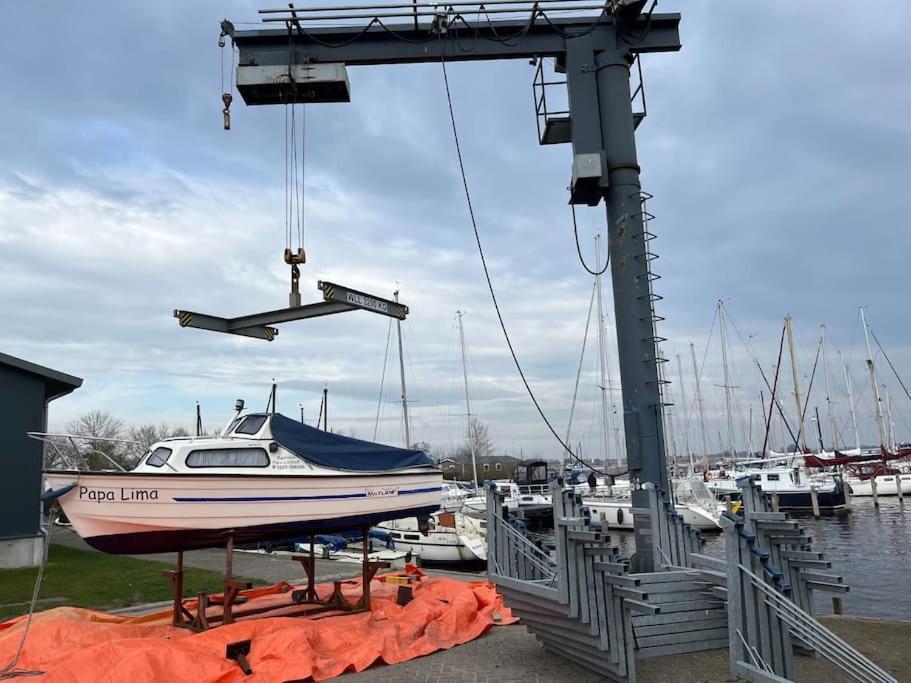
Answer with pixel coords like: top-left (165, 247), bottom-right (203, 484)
top-left (584, 499), bottom-right (634, 529)
top-left (772, 488), bottom-right (847, 511)
top-left (848, 474), bottom-right (911, 497)
top-left (44, 470), bottom-right (441, 554)
top-left (375, 514), bottom-right (486, 563)
top-left (583, 499), bottom-right (721, 531)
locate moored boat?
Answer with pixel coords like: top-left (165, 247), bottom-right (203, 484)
top-left (375, 510), bottom-right (486, 563)
top-left (705, 467), bottom-right (847, 511)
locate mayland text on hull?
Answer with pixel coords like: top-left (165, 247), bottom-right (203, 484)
top-left (43, 412), bottom-right (441, 554)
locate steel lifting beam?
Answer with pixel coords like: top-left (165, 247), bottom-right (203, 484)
top-left (175, 281), bottom-right (408, 341)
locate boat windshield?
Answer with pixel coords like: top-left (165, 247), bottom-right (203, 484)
top-left (234, 415), bottom-right (268, 435)
top-left (676, 477), bottom-right (714, 505)
top-left (145, 447), bottom-right (172, 468)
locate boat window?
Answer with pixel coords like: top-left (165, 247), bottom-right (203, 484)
top-left (235, 415), bottom-right (268, 435)
top-left (186, 448), bottom-right (270, 468)
top-left (767, 473), bottom-right (780, 481)
top-left (145, 447), bottom-right (172, 468)
top-left (751, 474), bottom-right (761, 482)
top-left (388, 532), bottom-right (401, 539)
top-left (403, 534), bottom-right (420, 541)
top-left (882, 477), bottom-right (894, 482)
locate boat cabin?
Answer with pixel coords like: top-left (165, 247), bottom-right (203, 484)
top-left (513, 460), bottom-right (551, 494)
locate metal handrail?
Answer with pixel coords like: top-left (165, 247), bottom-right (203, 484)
top-left (740, 563), bottom-right (896, 683)
top-left (496, 516), bottom-right (556, 566)
top-left (494, 517), bottom-right (557, 579)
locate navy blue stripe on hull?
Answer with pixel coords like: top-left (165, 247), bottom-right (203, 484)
top-left (84, 505), bottom-right (440, 555)
top-left (173, 485), bottom-right (440, 503)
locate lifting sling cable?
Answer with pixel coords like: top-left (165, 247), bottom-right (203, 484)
top-left (438, 31), bottom-right (610, 477)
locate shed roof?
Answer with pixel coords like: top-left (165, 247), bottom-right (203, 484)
top-left (0, 352), bottom-right (83, 400)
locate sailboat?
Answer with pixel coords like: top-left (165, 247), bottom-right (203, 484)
top-left (370, 302), bottom-right (490, 562)
top-left (375, 510), bottom-right (487, 563)
top-left (41, 410), bottom-right (441, 554)
top-left (842, 309), bottom-right (910, 497)
top-left (705, 314), bottom-right (847, 511)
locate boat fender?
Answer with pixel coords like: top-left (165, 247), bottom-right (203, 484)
top-left (41, 483), bottom-right (76, 502)
top-left (616, 508), bottom-right (624, 525)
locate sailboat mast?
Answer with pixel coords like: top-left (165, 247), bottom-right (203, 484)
top-left (884, 384), bottom-right (896, 452)
top-left (785, 315), bottom-right (806, 451)
top-left (564, 283), bottom-right (596, 469)
top-left (820, 324), bottom-right (836, 451)
top-left (394, 290), bottom-right (411, 448)
top-left (860, 307), bottom-right (887, 448)
top-left (456, 310), bottom-right (480, 488)
top-left (718, 300), bottom-right (736, 459)
top-left (841, 351), bottom-right (861, 452)
top-left (676, 353), bottom-right (693, 472)
top-left (594, 235), bottom-right (613, 464)
top-left (690, 342), bottom-right (710, 461)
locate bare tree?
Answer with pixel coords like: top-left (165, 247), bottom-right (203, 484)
top-left (125, 423), bottom-right (190, 466)
top-left (468, 418), bottom-right (494, 459)
top-left (410, 440), bottom-right (433, 454)
top-left (449, 418), bottom-right (494, 464)
top-left (64, 410), bottom-right (126, 469)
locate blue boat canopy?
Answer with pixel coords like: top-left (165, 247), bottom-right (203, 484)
top-left (268, 413), bottom-right (436, 472)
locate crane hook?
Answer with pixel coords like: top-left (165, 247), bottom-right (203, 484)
top-left (284, 248), bottom-right (306, 307)
top-left (222, 92), bottom-right (233, 130)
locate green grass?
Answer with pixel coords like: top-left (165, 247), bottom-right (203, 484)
top-left (0, 544), bottom-right (261, 621)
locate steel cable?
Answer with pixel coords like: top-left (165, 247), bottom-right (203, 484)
top-left (438, 31), bottom-right (608, 476)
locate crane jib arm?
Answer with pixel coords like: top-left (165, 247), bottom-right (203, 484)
top-left (232, 13), bottom-right (680, 105)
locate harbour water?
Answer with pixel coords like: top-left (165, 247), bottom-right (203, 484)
top-left (549, 497), bottom-right (910, 621)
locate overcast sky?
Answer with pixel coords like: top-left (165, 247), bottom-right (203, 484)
top-left (2, 1), bottom-right (910, 460)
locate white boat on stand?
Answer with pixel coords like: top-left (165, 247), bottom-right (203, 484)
top-left (375, 510), bottom-right (487, 563)
top-left (39, 411), bottom-right (441, 554)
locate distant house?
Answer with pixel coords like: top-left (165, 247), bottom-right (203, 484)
top-left (441, 454), bottom-right (521, 482)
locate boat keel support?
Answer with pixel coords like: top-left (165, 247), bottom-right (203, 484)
top-left (164, 528), bottom-right (390, 631)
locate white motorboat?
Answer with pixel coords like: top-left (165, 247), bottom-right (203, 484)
top-left (705, 467), bottom-right (847, 510)
top-left (583, 489), bottom-right (722, 532)
top-left (582, 496), bottom-right (636, 529)
top-left (374, 510), bottom-right (486, 563)
top-left (847, 472), bottom-right (911, 496)
top-left (441, 481), bottom-right (472, 511)
top-left (40, 412), bottom-right (441, 554)
top-left (460, 481), bottom-right (519, 517)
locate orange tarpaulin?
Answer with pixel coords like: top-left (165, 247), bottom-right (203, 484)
top-left (0, 568), bottom-right (516, 682)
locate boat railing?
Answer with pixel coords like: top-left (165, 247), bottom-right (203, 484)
top-left (516, 483), bottom-right (550, 495)
top-left (28, 432), bottom-right (141, 472)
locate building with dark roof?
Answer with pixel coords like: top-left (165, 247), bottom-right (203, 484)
top-left (0, 352), bottom-right (82, 568)
top-left (440, 454), bottom-right (522, 482)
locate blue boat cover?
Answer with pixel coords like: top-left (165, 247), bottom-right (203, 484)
top-left (269, 413), bottom-right (436, 472)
